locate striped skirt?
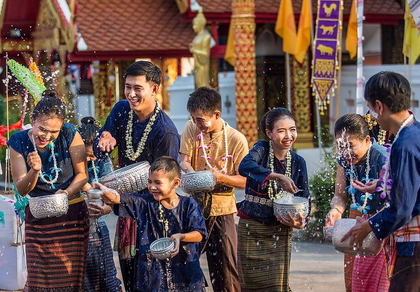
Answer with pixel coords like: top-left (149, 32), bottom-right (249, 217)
top-left (24, 200), bottom-right (89, 292)
top-left (85, 220), bottom-right (121, 292)
top-left (237, 218), bottom-right (293, 292)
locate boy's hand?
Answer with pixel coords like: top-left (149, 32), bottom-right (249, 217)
top-left (169, 233), bottom-right (185, 257)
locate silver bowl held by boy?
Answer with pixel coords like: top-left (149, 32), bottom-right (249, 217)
top-left (150, 237), bottom-right (175, 260)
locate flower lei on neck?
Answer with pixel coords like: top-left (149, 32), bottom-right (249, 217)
top-left (197, 119), bottom-right (233, 174)
top-left (31, 134), bottom-right (61, 189)
top-left (267, 140), bottom-right (291, 200)
top-left (376, 114), bottom-right (414, 199)
top-left (158, 202), bottom-right (169, 237)
top-left (346, 142), bottom-right (372, 214)
top-left (125, 104), bottom-right (160, 161)
top-left (89, 160), bottom-right (99, 182)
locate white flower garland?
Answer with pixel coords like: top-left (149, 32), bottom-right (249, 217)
top-left (125, 105), bottom-right (160, 161)
top-left (198, 119), bottom-right (232, 174)
top-left (267, 140), bottom-right (292, 200)
top-left (31, 134), bottom-right (59, 185)
top-left (348, 142), bottom-right (372, 212)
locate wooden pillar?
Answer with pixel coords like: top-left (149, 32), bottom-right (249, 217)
top-left (232, 0), bottom-right (257, 147)
top-left (292, 54), bottom-right (315, 148)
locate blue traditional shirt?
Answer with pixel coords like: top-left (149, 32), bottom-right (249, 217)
top-left (93, 100), bottom-right (180, 167)
top-left (338, 142), bottom-right (388, 214)
top-left (237, 141), bottom-right (310, 225)
top-left (369, 120), bottom-right (420, 241)
top-left (8, 123), bottom-right (77, 196)
top-left (115, 193), bottom-right (207, 291)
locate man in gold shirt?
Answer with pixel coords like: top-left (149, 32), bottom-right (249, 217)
top-left (180, 87), bottom-right (249, 292)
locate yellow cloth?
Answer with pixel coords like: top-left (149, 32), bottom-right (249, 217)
top-left (403, 5), bottom-right (420, 65)
top-left (275, 0), bottom-right (297, 55)
top-left (69, 193), bottom-right (85, 205)
top-left (345, 0), bottom-right (357, 59)
top-left (180, 120), bottom-right (249, 216)
top-left (295, 0), bottom-right (312, 63)
top-left (224, 21), bottom-right (235, 66)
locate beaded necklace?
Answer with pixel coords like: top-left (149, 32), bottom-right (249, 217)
top-left (125, 105), bottom-right (160, 161)
top-left (158, 202), bottom-right (169, 237)
top-left (198, 119), bottom-right (233, 174)
top-left (267, 140), bottom-right (292, 200)
top-left (346, 142), bottom-right (372, 214)
top-left (30, 134), bottom-right (60, 188)
top-left (377, 114), bottom-right (414, 199)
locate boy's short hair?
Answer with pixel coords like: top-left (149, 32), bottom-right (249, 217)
top-left (187, 87), bottom-right (221, 115)
top-left (149, 156), bottom-right (181, 181)
top-left (364, 71), bottom-right (411, 114)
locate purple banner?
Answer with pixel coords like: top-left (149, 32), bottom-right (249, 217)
top-left (311, 0), bottom-right (342, 110)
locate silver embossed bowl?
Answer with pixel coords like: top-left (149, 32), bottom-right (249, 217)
top-left (29, 193), bottom-right (69, 219)
top-left (273, 195), bottom-right (309, 220)
top-left (150, 237), bottom-right (175, 260)
top-left (332, 218), bottom-right (382, 256)
top-left (100, 161), bottom-right (150, 194)
top-left (180, 171), bottom-right (216, 194)
top-left (323, 226), bottom-right (334, 242)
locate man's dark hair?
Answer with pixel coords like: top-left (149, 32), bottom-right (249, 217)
top-left (364, 71), bottom-right (411, 113)
top-left (124, 61), bottom-right (162, 86)
top-left (187, 87), bottom-right (221, 115)
top-left (149, 156), bottom-right (181, 181)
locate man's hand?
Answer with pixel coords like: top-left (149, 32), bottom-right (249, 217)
top-left (98, 131), bottom-right (116, 152)
top-left (341, 216), bottom-right (372, 250)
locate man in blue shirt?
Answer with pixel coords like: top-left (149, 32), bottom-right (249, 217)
top-left (93, 60), bottom-right (180, 292)
top-left (344, 71), bottom-right (420, 291)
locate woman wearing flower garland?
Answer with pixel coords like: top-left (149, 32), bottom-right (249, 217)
top-left (8, 89), bottom-right (89, 291)
top-left (78, 116), bottom-right (122, 292)
top-left (237, 107), bottom-right (310, 291)
top-left (325, 113), bottom-right (389, 292)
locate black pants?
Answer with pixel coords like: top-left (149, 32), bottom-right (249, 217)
top-left (389, 241), bottom-right (420, 292)
top-left (201, 214), bottom-right (241, 292)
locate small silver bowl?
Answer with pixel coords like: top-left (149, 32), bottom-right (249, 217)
top-left (273, 195), bottom-right (309, 220)
top-left (332, 218), bottom-right (382, 256)
top-left (323, 226), bottom-right (334, 242)
top-left (180, 171), bottom-right (216, 194)
top-left (150, 237), bottom-right (174, 260)
top-left (87, 189), bottom-right (103, 199)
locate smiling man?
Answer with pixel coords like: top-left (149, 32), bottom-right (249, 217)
top-left (180, 86), bottom-right (249, 292)
top-left (93, 60), bottom-right (180, 292)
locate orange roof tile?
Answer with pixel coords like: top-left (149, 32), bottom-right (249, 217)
top-left (76, 0), bottom-right (195, 53)
top-left (199, 0), bottom-right (403, 16)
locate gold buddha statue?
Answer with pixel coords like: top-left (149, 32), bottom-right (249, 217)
top-left (189, 9), bottom-right (211, 88)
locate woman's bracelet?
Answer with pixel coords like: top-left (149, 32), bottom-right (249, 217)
top-left (333, 207), bottom-right (343, 214)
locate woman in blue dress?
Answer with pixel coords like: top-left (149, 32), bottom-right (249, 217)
top-left (8, 89), bottom-right (89, 291)
top-left (79, 116), bottom-right (122, 292)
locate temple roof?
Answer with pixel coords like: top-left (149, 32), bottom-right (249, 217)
top-left (74, 0), bottom-right (195, 58)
